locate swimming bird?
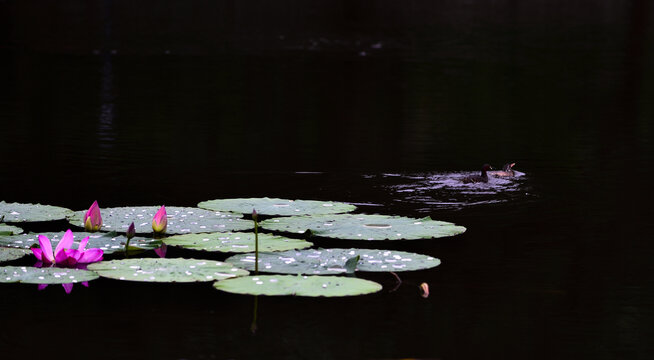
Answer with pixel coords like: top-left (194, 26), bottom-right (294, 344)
top-left (462, 164), bottom-right (492, 183)
top-left (489, 162), bottom-right (516, 177)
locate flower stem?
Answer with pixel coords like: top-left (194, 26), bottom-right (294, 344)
top-left (254, 219), bottom-right (259, 274)
top-left (124, 238), bottom-right (131, 258)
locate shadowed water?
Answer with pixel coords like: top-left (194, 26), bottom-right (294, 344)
top-left (1, 1), bottom-right (654, 359)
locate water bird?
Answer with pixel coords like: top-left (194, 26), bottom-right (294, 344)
top-left (489, 162), bottom-right (516, 177)
top-left (462, 164), bottom-right (492, 183)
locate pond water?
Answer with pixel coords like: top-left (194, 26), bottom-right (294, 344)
top-left (2, 1), bottom-right (654, 359)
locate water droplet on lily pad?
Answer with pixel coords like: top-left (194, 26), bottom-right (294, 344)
top-left (0, 266), bottom-right (99, 284)
top-left (197, 198), bottom-right (356, 216)
top-left (87, 258), bottom-right (249, 283)
top-left (163, 232), bottom-right (313, 253)
top-left (260, 214), bottom-right (466, 240)
top-left (0, 201), bottom-right (74, 223)
top-left (214, 275), bottom-right (382, 297)
top-left (68, 206), bottom-right (251, 235)
top-left (226, 248), bottom-right (441, 274)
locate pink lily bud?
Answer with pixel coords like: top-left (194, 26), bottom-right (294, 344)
top-left (152, 205), bottom-right (167, 234)
top-left (420, 282), bottom-right (430, 298)
top-left (83, 201), bottom-right (103, 232)
top-left (126, 222), bottom-right (136, 240)
top-left (252, 208), bottom-right (258, 222)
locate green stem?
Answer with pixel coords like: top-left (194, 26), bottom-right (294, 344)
top-left (250, 295), bottom-right (259, 334)
top-left (124, 237), bottom-right (131, 258)
top-left (254, 220), bottom-right (259, 274)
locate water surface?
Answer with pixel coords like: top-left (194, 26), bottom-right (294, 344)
top-left (1, 1), bottom-right (654, 359)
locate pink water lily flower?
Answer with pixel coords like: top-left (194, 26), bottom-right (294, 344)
top-left (31, 229), bottom-right (103, 267)
top-left (152, 205), bottom-right (168, 233)
top-left (84, 200), bottom-right (103, 232)
top-left (62, 235), bottom-right (104, 266)
top-left (31, 229), bottom-right (75, 265)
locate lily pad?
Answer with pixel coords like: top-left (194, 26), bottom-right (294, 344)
top-left (214, 275), bottom-right (382, 297)
top-left (0, 201), bottom-right (74, 223)
top-left (198, 198), bottom-right (356, 216)
top-left (68, 206), bottom-right (251, 235)
top-left (0, 248), bottom-right (31, 263)
top-left (163, 232), bottom-right (313, 253)
top-left (0, 232), bottom-right (161, 254)
top-left (87, 258), bottom-right (249, 283)
top-left (0, 266), bottom-right (99, 284)
top-left (225, 248), bottom-right (441, 274)
top-left (0, 224), bottom-right (23, 236)
top-left (260, 214), bottom-right (466, 240)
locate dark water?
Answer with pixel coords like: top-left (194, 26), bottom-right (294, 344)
top-left (2, 1), bottom-right (654, 359)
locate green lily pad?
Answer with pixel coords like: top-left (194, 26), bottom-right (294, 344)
top-left (260, 214), bottom-right (466, 240)
top-left (0, 201), bottom-right (74, 223)
top-left (68, 206), bottom-right (251, 235)
top-left (0, 248), bottom-right (31, 263)
top-left (0, 224), bottom-right (24, 236)
top-left (0, 232), bottom-right (161, 254)
top-left (0, 266), bottom-right (99, 284)
top-left (214, 275), bottom-right (382, 297)
top-left (87, 258), bottom-right (249, 283)
top-left (225, 248), bottom-right (441, 274)
top-left (163, 232), bottom-right (313, 253)
top-left (198, 198), bottom-right (356, 216)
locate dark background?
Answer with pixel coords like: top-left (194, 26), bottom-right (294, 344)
top-left (1, 1), bottom-right (653, 359)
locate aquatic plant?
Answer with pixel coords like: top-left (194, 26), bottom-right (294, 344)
top-left (31, 229), bottom-right (103, 267)
top-left (68, 206), bottom-right (250, 234)
top-left (214, 274), bottom-right (383, 297)
top-left (0, 266), bottom-right (99, 285)
top-left (198, 197), bottom-right (356, 216)
top-left (260, 214), bottom-right (466, 240)
top-left (152, 205), bottom-right (168, 234)
top-left (0, 231), bottom-right (161, 254)
top-left (83, 200), bottom-right (103, 232)
top-left (162, 232), bottom-right (313, 253)
top-left (0, 201), bottom-right (74, 223)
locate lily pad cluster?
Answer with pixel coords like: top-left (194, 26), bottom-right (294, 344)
top-left (0, 199), bottom-right (467, 297)
top-left (260, 214), bottom-right (466, 240)
top-left (68, 206), bottom-right (251, 234)
top-left (198, 197), bottom-right (356, 216)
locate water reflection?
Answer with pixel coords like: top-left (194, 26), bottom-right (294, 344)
top-left (97, 0), bottom-right (116, 151)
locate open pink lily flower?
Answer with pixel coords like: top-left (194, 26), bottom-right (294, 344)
top-left (84, 200), bottom-right (103, 232)
top-left (62, 235), bottom-right (104, 266)
top-left (152, 205), bottom-right (168, 234)
top-left (31, 229), bottom-right (75, 265)
top-left (31, 229), bottom-right (103, 267)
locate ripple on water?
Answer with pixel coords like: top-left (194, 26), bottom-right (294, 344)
top-left (367, 171), bottom-right (531, 211)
